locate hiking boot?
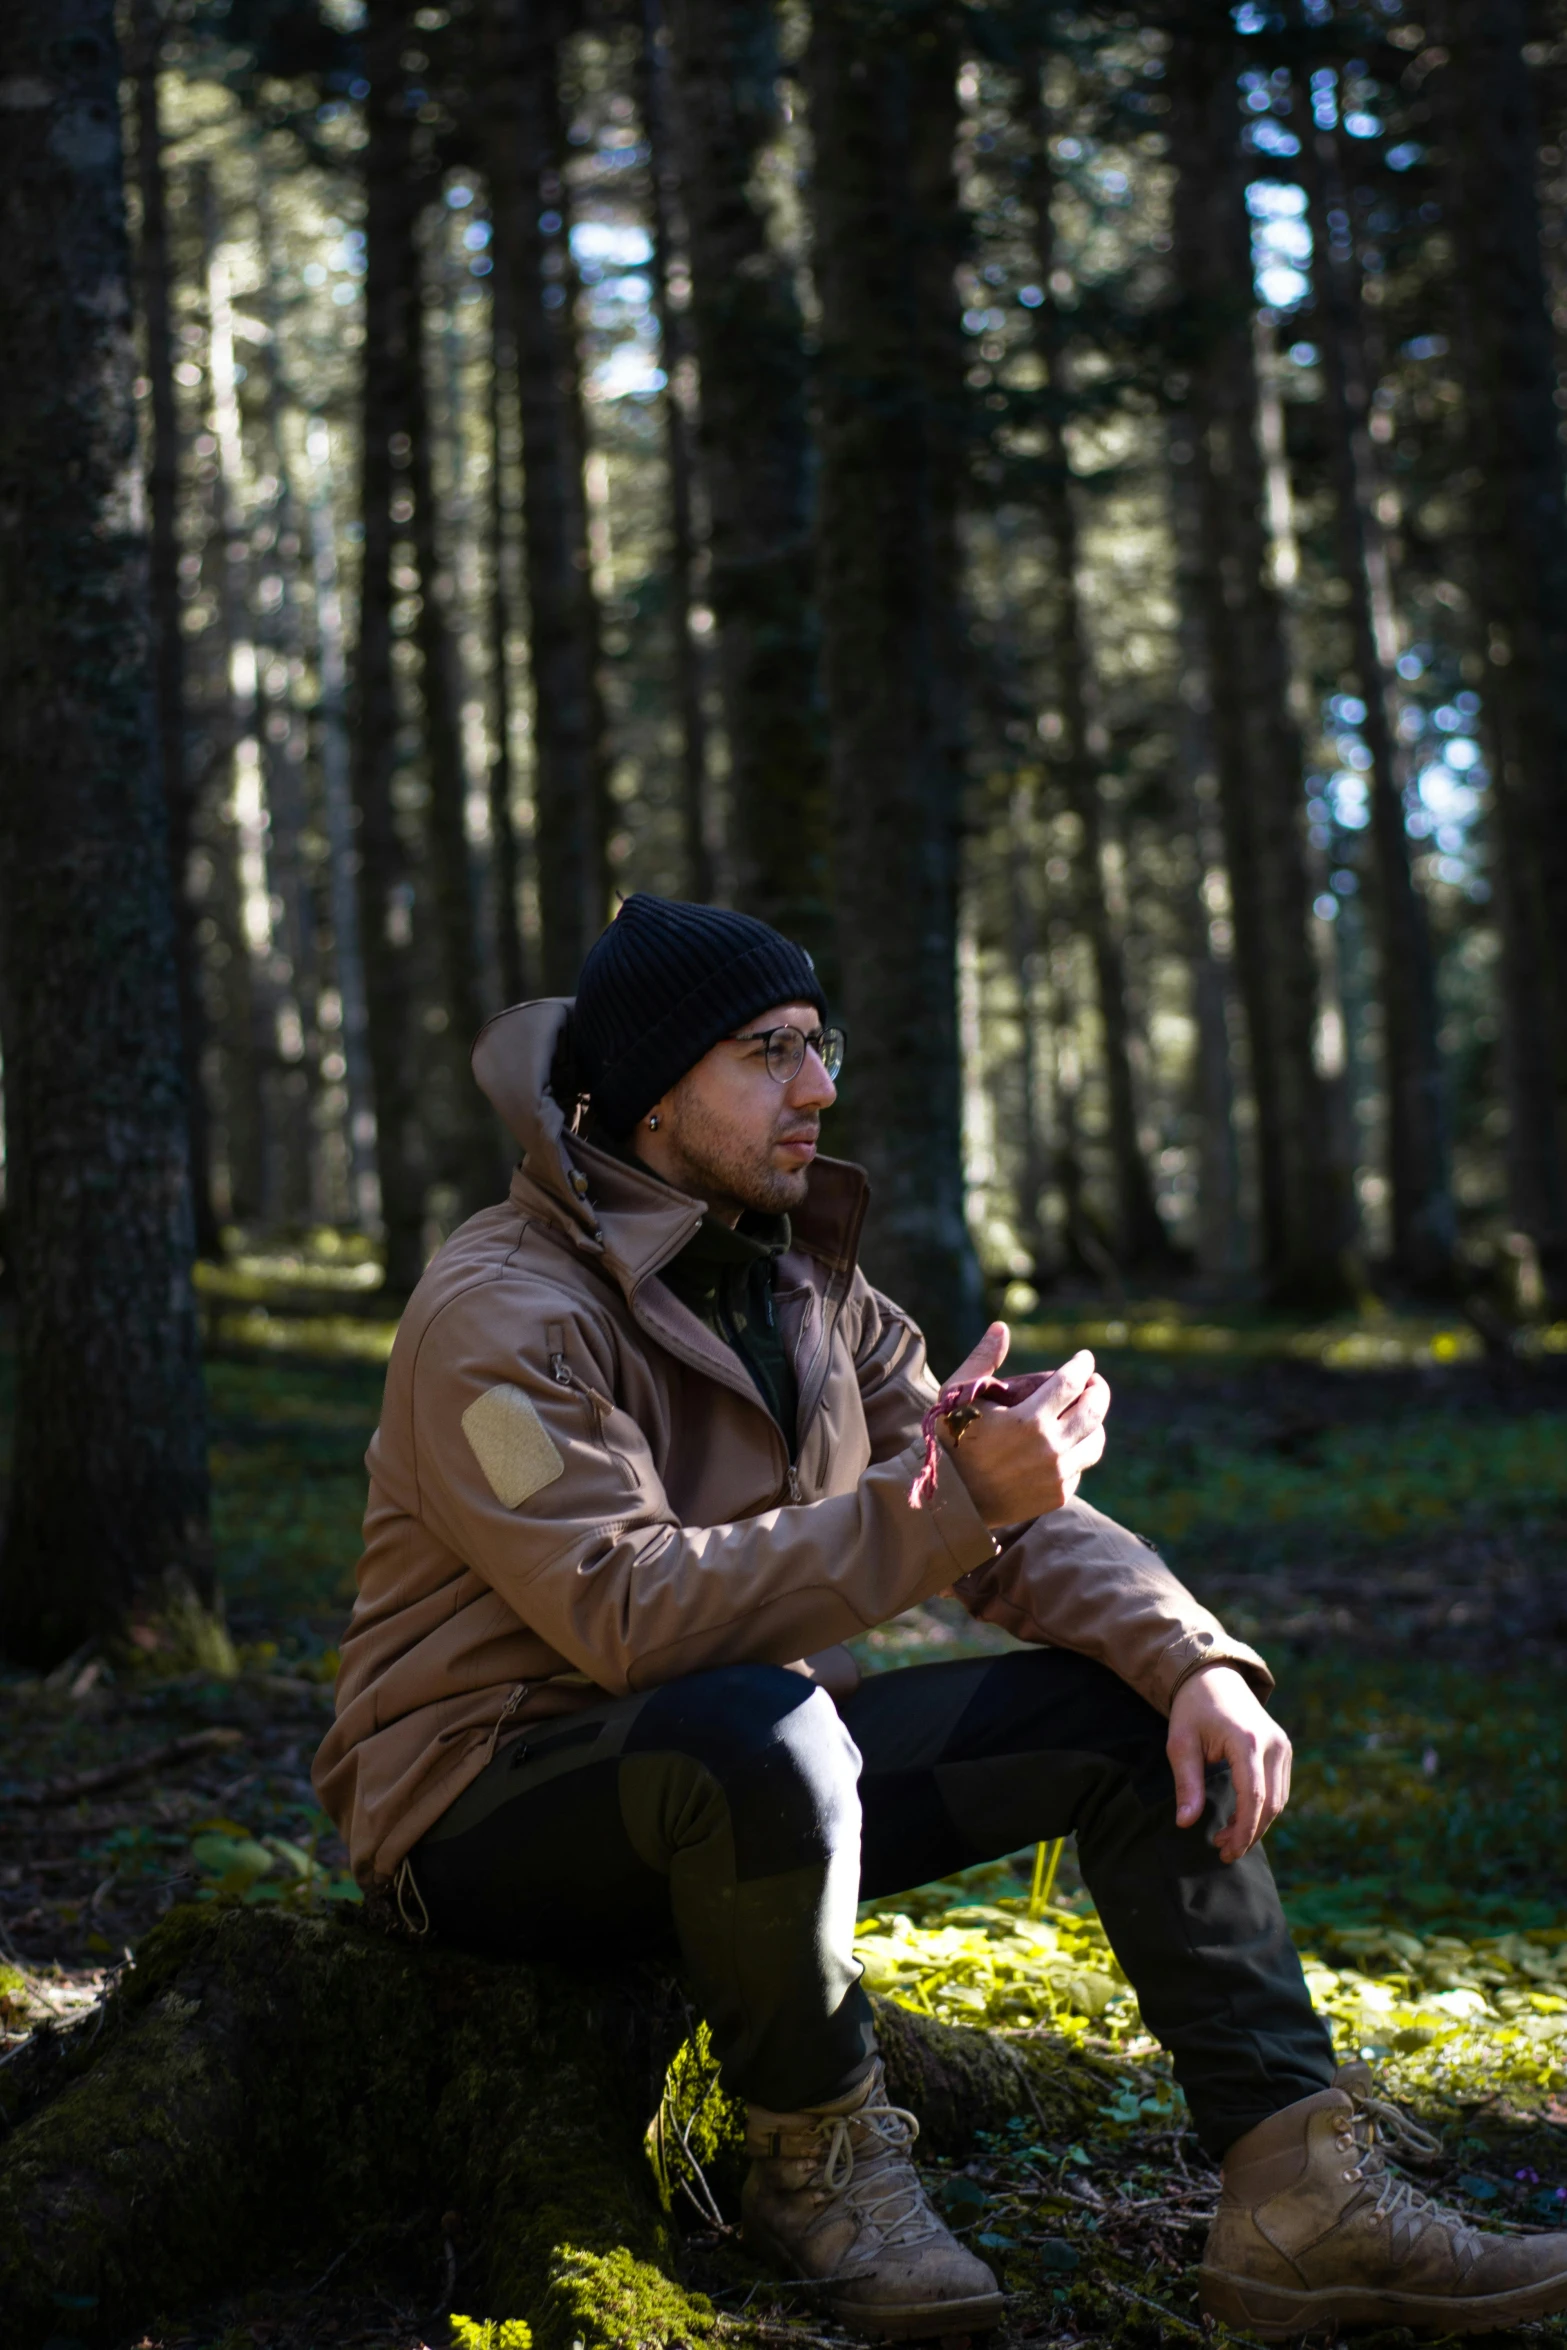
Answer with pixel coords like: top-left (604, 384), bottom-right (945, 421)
top-left (1199, 2063), bottom-right (1567, 2338)
top-left (742, 2058), bottom-right (1004, 2342)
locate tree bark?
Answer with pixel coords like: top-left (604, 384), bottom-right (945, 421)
top-left (483, 0), bottom-right (611, 994)
top-left (0, 0), bottom-right (211, 1666)
top-left (354, 9), bottom-right (428, 1295)
top-left (406, 219), bottom-right (507, 1218)
top-left (807, 0), bottom-right (982, 1369)
top-left (305, 427), bottom-right (381, 1229)
top-left (1007, 786), bottom-right (1056, 1284)
top-left (1426, 0), bottom-right (1567, 1307)
top-left (252, 239), bottom-right (330, 1227)
top-left (129, 0), bottom-right (222, 1260)
top-left (635, 0), bottom-right (716, 906)
top-left (487, 274), bottom-right (529, 1005)
top-left (663, 0), bottom-right (832, 968)
top-left (1295, 98), bottom-right (1455, 1296)
top-left (1018, 72), bottom-right (1175, 1274)
top-left (1164, 18), bottom-right (1356, 1310)
top-left (0, 1903), bottom-right (1125, 2349)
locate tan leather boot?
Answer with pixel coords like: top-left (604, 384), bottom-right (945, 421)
top-left (1200, 2065), bottom-right (1567, 2337)
top-left (742, 2058), bottom-right (1004, 2342)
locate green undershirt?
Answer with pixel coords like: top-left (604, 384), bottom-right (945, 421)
top-left (658, 1207), bottom-right (800, 1462)
top-left (591, 1126), bottom-right (800, 1460)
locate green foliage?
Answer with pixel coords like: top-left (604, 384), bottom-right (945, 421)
top-left (1271, 1657), bottom-right (1567, 1923)
top-left (205, 1352), bottom-right (384, 1617)
top-left (647, 2020), bottom-right (745, 2222)
top-left (1092, 1406), bottom-right (1567, 1552)
top-left (853, 1875), bottom-right (1567, 2121)
top-left (186, 1817), bottom-right (361, 1908)
top-left (449, 2322), bottom-right (533, 2350)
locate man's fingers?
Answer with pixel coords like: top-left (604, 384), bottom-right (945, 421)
top-left (948, 1319), bottom-right (1010, 1390)
top-left (1222, 1738), bottom-right (1265, 1861)
top-left (1263, 1736), bottom-right (1292, 1832)
top-left (1019, 1349), bottom-right (1096, 1422)
top-left (1167, 1725), bottom-right (1207, 1830)
top-left (1059, 1424), bottom-right (1106, 1482)
top-left (1056, 1375), bottom-right (1111, 1447)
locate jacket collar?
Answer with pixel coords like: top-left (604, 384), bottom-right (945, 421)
top-left (472, 996), bottom-right (869, 1301)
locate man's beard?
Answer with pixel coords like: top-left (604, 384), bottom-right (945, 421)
top-left (665, 1091), bottom-right (816, 1217)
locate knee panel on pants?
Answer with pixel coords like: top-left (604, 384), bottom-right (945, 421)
top-left (623, 1665), bottom-right (863, 1881)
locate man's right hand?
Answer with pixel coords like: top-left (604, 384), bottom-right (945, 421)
top-left (938, 1322), bottom-right (1110, 1529)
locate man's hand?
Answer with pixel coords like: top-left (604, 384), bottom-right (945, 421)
top-left (938, 1322), bottom-right (1111, 1529)
top-left (1167, 1664), bottom-right (1292, 1863)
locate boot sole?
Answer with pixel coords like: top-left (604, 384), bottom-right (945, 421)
top-left (743, 2217), bottom-right (1003, 2342)
top-left (823, 2294), bottom-right (1005, 2345)
top-left (1199, 2261), bottom-right (1567, 2339)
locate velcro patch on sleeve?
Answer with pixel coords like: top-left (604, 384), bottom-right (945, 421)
top-left (461, 1383), bottom-right (566, 1509)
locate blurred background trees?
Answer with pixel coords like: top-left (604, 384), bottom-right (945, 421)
top-left (6, 0), bottom-right (1567, 1380)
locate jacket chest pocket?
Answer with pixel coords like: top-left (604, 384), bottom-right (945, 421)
top-left (544, 1320), bottom-right (639, 1494)
top-left (802, 1356), bottom-right (872, 1495)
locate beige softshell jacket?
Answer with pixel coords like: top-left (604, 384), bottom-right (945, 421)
top-left (314, 998), bottom-right (1270, 1885)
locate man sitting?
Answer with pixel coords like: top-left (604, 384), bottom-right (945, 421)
top-left (316, 894), bottom-right (1567, 2343)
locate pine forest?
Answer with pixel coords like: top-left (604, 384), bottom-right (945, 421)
top-left (2, 3), bottom-right (1567, 2347)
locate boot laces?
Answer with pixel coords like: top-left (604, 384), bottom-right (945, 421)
top-left (812, 2097), bottom-right (946, 2252)
top-left (1342, 2088), bottom-right (1482, 2271)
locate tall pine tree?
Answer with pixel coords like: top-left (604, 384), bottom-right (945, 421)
top-left (0, 0), bottom-right (211, 1664)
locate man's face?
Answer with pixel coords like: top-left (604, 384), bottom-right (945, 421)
top-left (635, 1001), bottom-right (838, 1222)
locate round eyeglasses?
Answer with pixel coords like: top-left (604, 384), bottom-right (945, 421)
top-left (730, 1022), bottom-right (846, 1084)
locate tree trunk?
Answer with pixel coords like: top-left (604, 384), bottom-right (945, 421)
top-left (305, 426), bottom-right (381, 1228)
top-left (635, 0), bottom-right (715, 906)
top-left (1295, 97), bottom-right (1455, 1296)
top-left (483, 0), bottom-right (611, 994)
top-left (1007, 786), bottom-right (1056, 1285)
top-left (0, 1903), bottom-right (1125, 2349)
top-left (663, 0), bottom-right (832, 969)
top-left (1427, 0), bottom-right (1567, 1307)
top-left (807, 0), bottom-right (982, 1370)
top-left (252, 246), bottom-right (329, 1228)
top-left (354, 10), bottom-right (428, 1295)
top-left (129, 0), bottom-right (222, 1260)
top-left (406, 217), bottom-right (507, 1218)
top-left (487, 275), bottom-right (529, 1005)
top-left (1164, 18), bottom-right (1356, 1310)
top-left (0, 0), bottom-right (211, 1666)
top-left (1018, 74), bottom-right (1175, 1273)
top-left (204, 195), bottom-right (290, 1230)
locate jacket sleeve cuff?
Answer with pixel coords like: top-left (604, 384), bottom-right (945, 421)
top-left (897, 1440), bottom-right (999, 1578)
top-left (1163, 1635), bottom-right (1275, 1709)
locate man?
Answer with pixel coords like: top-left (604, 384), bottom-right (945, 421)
top-left (316, 895), bottom-right (1567, 2343)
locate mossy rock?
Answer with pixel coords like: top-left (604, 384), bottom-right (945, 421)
top-left (0, 1903), bottom-right (1125, 2347)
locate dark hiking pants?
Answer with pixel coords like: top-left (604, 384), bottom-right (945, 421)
top-left (411, 1649), bottom-right (1334, 2155)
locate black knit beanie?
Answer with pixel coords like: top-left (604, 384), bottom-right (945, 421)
top-left (570, 895), bottom-right (827, 1138)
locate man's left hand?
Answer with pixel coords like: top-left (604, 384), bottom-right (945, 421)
top-left (1167, 1664), bottom-right (1292, 1864)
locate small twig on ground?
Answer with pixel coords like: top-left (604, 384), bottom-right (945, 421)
top-left (303, 2228), bottom-right (376, 2298)
top-left (1005, 2041), bottom-right (1051, 2133)
top-left (8, 1727), bottom-right (244, 1807)
top-left (1106, 2278), bottom-right (1257, 2348)
top-left (433, 2228), bottom-right (459, 2316)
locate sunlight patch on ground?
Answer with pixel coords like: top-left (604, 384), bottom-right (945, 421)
top-left (855, 1873), bottom-right (1567, 2159)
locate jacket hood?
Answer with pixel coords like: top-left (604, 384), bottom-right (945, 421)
top-left (471, 995), bottom-right (869, 1283)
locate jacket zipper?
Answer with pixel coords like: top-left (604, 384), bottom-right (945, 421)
top-left (483, 1680), bottom-right (531, 1765)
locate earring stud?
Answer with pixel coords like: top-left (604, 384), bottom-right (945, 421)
top-left (648, 1113), bottom-right (660, 1130)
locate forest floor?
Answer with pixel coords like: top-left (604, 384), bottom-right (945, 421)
top-left (3, 1265), bottom-right (1567, 2350)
